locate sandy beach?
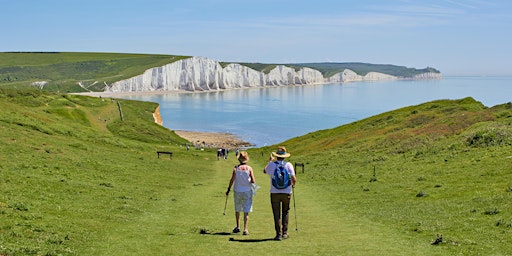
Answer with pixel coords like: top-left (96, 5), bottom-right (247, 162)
top-left (77, 90), bottom-right (254, 149)
top-left (174, 130), bottom-right (253, 149)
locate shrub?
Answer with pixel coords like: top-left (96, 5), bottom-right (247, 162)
top-left (466, 126), bottom-right (512, 147)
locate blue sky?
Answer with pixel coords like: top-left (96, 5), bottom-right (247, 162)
top-left (1, 0), bottom-right (511, 76)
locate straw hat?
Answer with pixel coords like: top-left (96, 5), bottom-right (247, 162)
top-left (271, 146), bottom-right (291, 158)
top-left (237, 151), bottom-right (250, 163)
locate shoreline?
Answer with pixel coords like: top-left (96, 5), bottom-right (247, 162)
top-left (76, 90), bottom-right (255, 150)
top-left (174, 130), bottom-right (254, 150)
top-left (72, 89), bottom-right (194, 98)
top-left (72, 79), bottom-right (443, 149)
top-left (71, 82), bottom-right (331, 98)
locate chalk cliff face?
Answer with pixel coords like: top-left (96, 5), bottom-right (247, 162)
top-left (411, 72), bottom-right (442, 80)
top-left (105, 56), bottom-right (440, 93)
top-left (326, 69), bottom-right (397, 83)
top-left (325, 69), bottom-right (443, 83)
top-left (221, 63), bottom-right (264, 88)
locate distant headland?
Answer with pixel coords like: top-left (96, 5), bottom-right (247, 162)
top-left (0, 52), bottom-right (441, 94)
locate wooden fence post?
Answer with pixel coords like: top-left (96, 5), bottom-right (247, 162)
top-left (294, 162), bottom-right (305, 173)
top-left (117, 101), bottom-right (124, 121)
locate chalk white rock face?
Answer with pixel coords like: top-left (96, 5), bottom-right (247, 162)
top-left (297, 67), bottom-right (325, 84)
top-left (176, 56), bottom-right (223, 91)
top-left (107, 56), bottom-right (223, 92)
top-left (266, 66), bottom-right (324, 86)
top-left (107, 57), bottom-right (326, 92)
top-left (412, 72), bottom-right (442, 80)
top-left (341, 69), bottom-right (363, 82)
top-left (327, 69), bottom-right (362, 83)
top-left (363, 72), bottom-right (397, 81)
top-left (221, 63), bottom-right (265, 88)
top-left (327, 69), bottom-right (398, 83)
top-left (266, 65), bottom-right (296, 86)
top-left (105, 56), bottom-right (439, 93)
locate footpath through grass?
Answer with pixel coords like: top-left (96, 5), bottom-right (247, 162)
top-left (78, 153), bottom-right (438, 256)
top-left (1, 90), bottom-right (511, 255)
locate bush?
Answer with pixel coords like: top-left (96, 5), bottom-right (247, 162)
top-left (466, 126), bottom-right (512, 147)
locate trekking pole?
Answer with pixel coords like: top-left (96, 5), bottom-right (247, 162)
top-left (292, 186), bottom-right (298, 231)
top-left (223, 194), bottom-right (228, 215)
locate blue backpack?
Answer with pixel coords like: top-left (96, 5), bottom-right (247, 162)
top-left (272, 161), bottom-right (292, 189)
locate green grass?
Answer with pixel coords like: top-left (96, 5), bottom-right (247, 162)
top-left (1, 89), bottom-right (511, 255)
top-left (0, 52), bottom-right (190, 92)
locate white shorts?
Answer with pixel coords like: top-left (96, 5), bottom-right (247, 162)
top-left (234, 191), bottom-right (253, 213)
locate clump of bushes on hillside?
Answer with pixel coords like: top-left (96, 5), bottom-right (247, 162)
top-left (466, 125), bottom-right (512, 147)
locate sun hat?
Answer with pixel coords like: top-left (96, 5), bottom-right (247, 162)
top-left (237, 151), bottom-right (250, 163)
top-left (272, 146), bottom-right (291, 158)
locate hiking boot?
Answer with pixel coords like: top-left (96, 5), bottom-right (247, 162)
top-left (243, 230), bottom-right (249, 235)
top-left (282, 233), bottom-right (289, 239)
top-left (273, 234), bottom-right (282, 241)
top-left (232, 227), bottom-right (240, 233)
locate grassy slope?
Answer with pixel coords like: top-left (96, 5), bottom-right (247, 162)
top-left (269, 97), bottom-right (512, 255)
top-left (0, 52), bottom-right (189, 92)
top-left (1, 90), bottom-right (511, 255)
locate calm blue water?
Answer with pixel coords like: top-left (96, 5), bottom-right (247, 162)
top-left (120, 76), bottom-right (512, 147)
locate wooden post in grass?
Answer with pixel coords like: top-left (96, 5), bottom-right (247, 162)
top-left (295, 162), bottom-right (305, 173)
top-left (117, 101), bottom-right (124, 121)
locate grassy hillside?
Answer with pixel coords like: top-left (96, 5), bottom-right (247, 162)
top-left (257, 97), bottom-right (512, 255)
top-left (2, 91), bottom-right (511, 255)
top-left (0, 52), bottom-right (189, 92)
top-left (1, 52), bottom-right (439, 95)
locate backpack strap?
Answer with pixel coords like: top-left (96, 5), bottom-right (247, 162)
top-left (274, 160), bottom-right (286, 166)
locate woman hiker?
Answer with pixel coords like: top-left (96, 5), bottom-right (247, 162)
top-left (226, 151), bottom-right (256, 235)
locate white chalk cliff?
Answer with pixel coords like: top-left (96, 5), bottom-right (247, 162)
top-left (327, 69), bottom-right (397, 83)
top-left (105, 56), bottom-right (441, 93)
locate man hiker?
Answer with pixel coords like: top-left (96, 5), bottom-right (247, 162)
top-left (263, 146), bottom-right (296, 241)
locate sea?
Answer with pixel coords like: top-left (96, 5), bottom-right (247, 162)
top-left (119, 76), bottom-right (512, 148)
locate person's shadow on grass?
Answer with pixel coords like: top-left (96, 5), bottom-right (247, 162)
top-left (211, 232), bottom-right (230, 235)
top-left (228, 237), bottom-right (275, 242)
top-left (209, 232), bottom-right (274, 242)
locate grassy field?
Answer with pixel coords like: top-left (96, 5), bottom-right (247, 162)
top-left (0, 52), bottom-right (189, 92)
top-left (1, 88), bottom-right (511, 255)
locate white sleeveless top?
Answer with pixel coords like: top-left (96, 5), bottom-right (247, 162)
top-left (234, 165), bottom-right (252, 192)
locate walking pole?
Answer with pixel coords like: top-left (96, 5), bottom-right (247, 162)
top-left (292, 186), bottom-right (298, 231)
top-left (223, 194), bottom-right (228, 215)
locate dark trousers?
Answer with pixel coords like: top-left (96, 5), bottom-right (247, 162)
top-left (271, 193), bottom-right (291, 235)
